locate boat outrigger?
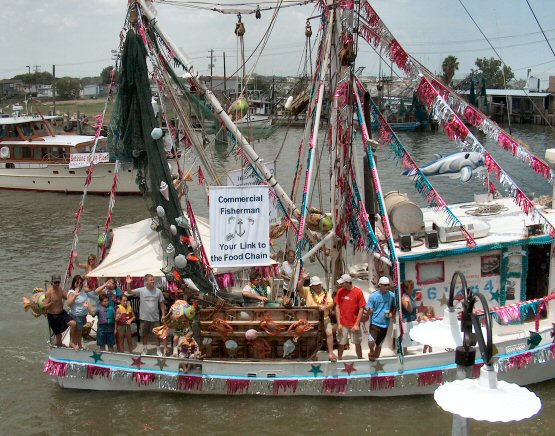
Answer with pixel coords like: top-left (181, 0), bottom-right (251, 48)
top-left (33, 0), bottom-right (555, 396)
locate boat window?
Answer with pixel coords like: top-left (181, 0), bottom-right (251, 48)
top-left (415, 261), bottom-right (445, 285)
top-left (0, 126), bottom-right (5, 137)
top-left (22, 124), bottom-right (32, 136)
top-left (34, 147), bottom-right (49, 160)
top-left (49, 147), bottom-right (67, 159)
top-left (13, 146), bottom-right (33, 159)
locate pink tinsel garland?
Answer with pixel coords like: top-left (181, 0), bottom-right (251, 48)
top-left (443, 116), bottom-right (469, 142)
top-left (226, 379), bottom-right (250, 394)
top-left (133, 372), bottom-right (156, 386)
top-left (463, 106), bottom-right (485, 127)
top-left (322, 378), bottom-right (348, 394)
top-left (497, 132), bottom-right (519, 156)
top-left (417, 370), bottom-right (443, 386)
top-left (273, 379), bottom-right (299, 395)
top-left (215, 272), bottom-right (236, 289)
top-left (178, 375), bottom-right (203, 392)
top-left (362, 1), bottom-right (381, 27)
top-left (388, 39), bottom-right (410, 73)
top-left (416, 78), bottom-right (438, 107)
top-left (359, 24), bottom-right (381, 48)
top-left (370, 376), bottom-right (396, 390)
top-left (508, 352), bottom-right (533, 370)
top-left (43, 359), bottom-right (67, 378)
top-left (87, 365), bottom-right (111, 379)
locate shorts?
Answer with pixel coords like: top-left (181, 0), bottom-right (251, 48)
top-left (97, 326), bottom-right (116, 347)
top-left (369, 324), bottom-right (389, 346)
top-left (71, 314), bottom-right (88, 331)
top-left (117, 324), bottom-right (132, 333)
top-left (140, 320), bottom-right (160, 338)
top-left (336, 326), bottom-right (362, 345)
top-left (47, 311), bottom-right (72, 335)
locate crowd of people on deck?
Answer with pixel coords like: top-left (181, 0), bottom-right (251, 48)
top-left (43, 250), bottom-right (433, 362)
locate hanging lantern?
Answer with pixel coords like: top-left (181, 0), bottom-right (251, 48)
top-left (174, 254), bottom-right (187, 269)
top-left (151, 127), bottom-right (163, 140)
top-left (156, 205), bottom-right (166, 218)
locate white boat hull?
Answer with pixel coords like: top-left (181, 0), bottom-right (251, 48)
top-left (0, 161), bottom-right (179, 195)
top-left (45, 321), bottom-right (555, 397)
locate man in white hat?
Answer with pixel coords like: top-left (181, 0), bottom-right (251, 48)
top-left (335, 274), bottom-right (365, 359)
top-left (366, 276), bottom-right (396, 360)
top-left (299, 276), bottom-right (337, 361)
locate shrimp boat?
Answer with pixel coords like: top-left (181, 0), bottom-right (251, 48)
top-left (40, 0), bottom-right (555, 396)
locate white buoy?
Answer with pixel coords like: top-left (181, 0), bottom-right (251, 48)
top-left (284, 96), bottom-right (294, 110)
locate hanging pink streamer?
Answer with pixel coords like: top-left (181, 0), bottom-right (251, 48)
top-left (133, 372), bottom-right (156, 386)
top-left (515, 189), bottom-right (534, 215)
top-left (418, 370), bottom-right (443, 386)
top-left (416, 78), bottom-right (438, 107)
top-left (362, 1), bottom-right (381, 28)
top-left (497, 132), bottom-right (519, 156)
top-left (226, 379), bottom-right (250, 394)
top-left (370, 376), bottom-right (396, 390)
top-left (359, 24), bottom-right (381, 47)
top-left (178, 375), bottom-right (203, 391)
top-left (443, 116), bottom-right (469, 142)
top-left (215, 272), bottom-right (236, 289)
top-left (430, 79), bottom-right (451, 101)
top-left (87, 365), bottom-right (111, 379)
top-left (43, 359), bottom-right (67, 378)
top-left (322, 378), bottom-right (348, 394)
top-left (388, 39), bottom-right (410, 73)
top-left (508, 352), bottom-right (533, 370)
top-left (483, 153), bottom-right (502, 180)
top-left (273, 379), bottom-right (299, 395)
top-left (463, 106), bottom-right (485, 127)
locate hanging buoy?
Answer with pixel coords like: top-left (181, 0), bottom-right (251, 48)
top-left (151, 127), bottom-right (163, 140)
top-left (255, 5), bottom-right (261, 19)
top-left (284, 96), bottom-right (294, 111)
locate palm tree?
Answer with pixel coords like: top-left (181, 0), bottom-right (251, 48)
top-left (441, 55), bottom-right (459, 86)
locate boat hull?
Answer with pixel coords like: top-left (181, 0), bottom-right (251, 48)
top-left (44, 324), bottom-right (555, 397)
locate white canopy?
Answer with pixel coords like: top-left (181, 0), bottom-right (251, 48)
top-left (88, 216), bottom-right (270, 278)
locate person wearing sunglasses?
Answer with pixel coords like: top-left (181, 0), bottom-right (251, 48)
top-left (66, 275), bottom-right (95, 350)
top-left (43, 274), bottom-right (76, 347)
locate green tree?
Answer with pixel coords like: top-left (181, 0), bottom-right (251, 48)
top-left (56, 77), bottom-right (81, 100)
top-left (100, 66), bottom-right (117, 85)
top-left (12, 72), bottom-right (54, 84)
top-left (474, 57), bottom-right (514, 88)
top-left (441, 55), bottom-right (459, 86)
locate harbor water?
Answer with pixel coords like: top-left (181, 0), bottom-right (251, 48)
top-left (1, 124), bottom-right (555, 434)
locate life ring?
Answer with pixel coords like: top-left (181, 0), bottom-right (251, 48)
top-left (0, 146), bottom-right (9, 159)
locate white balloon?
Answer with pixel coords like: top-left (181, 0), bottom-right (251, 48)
top-left (156, 205), bottom-right (166, 218)
top-left (174, 254), bottom-right (187, 269)
top-left (151, 127), bottom-right (163, 140)
top-left (170, 224), bottom-right (177, 235)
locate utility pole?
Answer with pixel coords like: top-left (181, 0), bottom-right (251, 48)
top-left (33, 65), bottom-right (41, 98)
top-left (223, 51), bottom-right (227, 94)
top-left (52, 65), bottom-right (56, 115)
top-left (208, 49), bottom-right (214, 90)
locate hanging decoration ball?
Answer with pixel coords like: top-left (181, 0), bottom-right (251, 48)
top-left (283, 339), bottom-right (295, 357)
top-left (225, 340), bottom-right (238, 350)
top-left (184, 304), bottom-right (197, 321)
top-left (319, 215), bottom-right (334, 233)
top-left (97, 233), bottom-right (106, 248)
top-left (174, 254), bottom-right (187, 269)
top-left (156, 205), bottom-right (166, 218)
top-left (151, 127), bottom-right (163, 140)
top-left (166, 243), bottom-right (175, 255)
top-left (238, 311), bottom-right (251, 320)
top-left (245, 329), bottom-right (258, 341)
top-left (170, 224), bottom-right (177, 236)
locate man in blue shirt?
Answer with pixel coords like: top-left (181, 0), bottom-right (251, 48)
top-left (366, 276), bottom-right (396, 361)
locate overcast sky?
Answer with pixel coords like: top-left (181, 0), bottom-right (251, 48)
top-left (1, 0), bottom-right (554, 88)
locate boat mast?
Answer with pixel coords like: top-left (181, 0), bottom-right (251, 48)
top-left (137, 0), bottom-right (300, 216)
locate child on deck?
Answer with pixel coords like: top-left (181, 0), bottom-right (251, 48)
top-left (116, 294), bottom-right (136, 353)
top-left (177, 329), bottom-right (200, 372)
top-left (88, 294), bottom-right (116, 351)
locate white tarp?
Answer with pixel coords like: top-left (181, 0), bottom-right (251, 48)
top-left (209, 185), bottom-right (270, 268)
top-left (88, 216), bottom-right (266, 278)
top-left (69, 152), bottom-right (110, 168)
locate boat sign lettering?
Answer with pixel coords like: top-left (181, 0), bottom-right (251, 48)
top-left (69, 152), bottom-right (110, 168)
top-left (209, 185), bottom-right (270, 268)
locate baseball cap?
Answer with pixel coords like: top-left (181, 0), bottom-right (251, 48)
top-left (51, 274), bottom-right (62, 283)
top-left (337, 274), bottom-right (353, 285)
top-left (378, 276), bottom-right (390, 285)
top-left (309, 276), bottom-right (323, 286)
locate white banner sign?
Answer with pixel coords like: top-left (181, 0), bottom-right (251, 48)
top-left (209, 185), bottom-right (270, 268)
top-left (227, 162), bottom-right (278, 224)
top-left (69, 152), bottom-right (110, 168)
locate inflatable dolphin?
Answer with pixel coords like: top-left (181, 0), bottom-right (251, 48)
top-left (403, 151), bottom-right (484, 182)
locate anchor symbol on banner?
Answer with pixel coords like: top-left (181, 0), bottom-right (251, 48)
top-left (235, 218), bottom-right (246, 237)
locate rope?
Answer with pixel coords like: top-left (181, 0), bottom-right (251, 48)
top-left (463, 203), bottom-right (509, 216)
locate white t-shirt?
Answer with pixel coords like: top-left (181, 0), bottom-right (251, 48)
top-left (280, 261), bottom-right (294, 291)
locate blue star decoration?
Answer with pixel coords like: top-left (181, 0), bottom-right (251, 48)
top-left (342, 362), bottom-right (357, 376)
top-left (490, 290), bottom-right (500, 303)
top-left (90, 351), bottom-right (103, 363)
top-left (372, 359), bottom-right (385, 373)
top-left (439, 293), bottom-right (448, 307)
top-left (528, 331), bottom-right (542, 350)
top-left (132, 356), bottom-right (145, 369)
top-left (308, 364), bottom-right (323, 377)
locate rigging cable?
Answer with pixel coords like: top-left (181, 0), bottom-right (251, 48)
top-left (524, 0), bottom-right (555, 58)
